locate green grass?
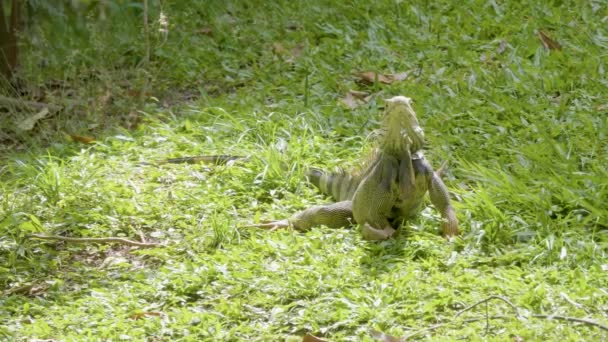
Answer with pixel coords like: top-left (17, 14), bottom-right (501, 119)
top-left (1, 0), bottom-right (608, 340)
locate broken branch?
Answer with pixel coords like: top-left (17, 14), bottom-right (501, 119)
top-left (30, 234), bottom-right (162, 248)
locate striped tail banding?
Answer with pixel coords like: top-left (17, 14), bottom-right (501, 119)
top-left (306, 168), bottom-right (359, 201)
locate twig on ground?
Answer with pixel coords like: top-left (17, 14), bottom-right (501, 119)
top-left (138, 155), bottom-right (248, 166)
top-left (559, 292), bottom-right (584, 310)
top-left (455, 295), bottom-right (521, 318)
top-left (30, 234), bottom-right (162, 248)
top-left (403, 316), bottom-right (511, 340)
top-left (530, 314), bottom-right (608, 332)
top-left (403, 295), bottom-right (608, 339)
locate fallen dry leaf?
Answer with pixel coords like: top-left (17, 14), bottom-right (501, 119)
top-left (356, 71), bottom-right (394, 84)
top-left (197, 27), bottom-right (213, 36)
top-left (538, 30), bottom-right (562, 50)
top-left (302, 334), bottom-right (328, 342)
top-left (340, 90), bottom-right (370, 109)
top-left (273, 42), bottom-right (305, 63)
top-left (390, 70), bottom-right (412, 82)
top-left (340, 92), bottom-right (361, 109)
top-left (370, 330), bottom-right (404, 342)
top-left (355, 71), bottom-right (414, 85)
top-left (2, 283), bottom-right (49, 297)
top-left (126, 110), bottom-right (142, 130)
top-left (348, 89), bottom-right (370, 99)
top-left (70, 134), bottom-right (96, 144)
top-left (511, 334), bottom-right (525, 342)
top-left (129, 311), bottom-right (163, 320)
top-left (272, 42), bottom-right (288, 55)
top-left (126, 89), bottom-right (152, 98)
top-left (286, 22), bottom-right (301, 31)
top-left (291, 43), bottom-right (305, 58)
top-left (17, 108), bottom-right (49, 131)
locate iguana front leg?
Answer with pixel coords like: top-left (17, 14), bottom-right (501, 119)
top-left (352, 152), bottom-right (400, 240)
top-left (428, 172), bottom-right (459, 237)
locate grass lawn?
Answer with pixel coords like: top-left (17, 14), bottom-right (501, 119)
top-left (1, 0), bottom-right (607, 340)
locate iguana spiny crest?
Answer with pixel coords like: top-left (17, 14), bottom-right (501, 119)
top-left (379, 96), bottom-right (425, 156)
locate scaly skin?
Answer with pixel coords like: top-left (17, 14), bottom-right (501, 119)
top-left (352, 150), bottom-right (402, 240)
top-left (247, 96), bottom-right (459, 239)
top-left (390, 152), bottom-right (459, 237)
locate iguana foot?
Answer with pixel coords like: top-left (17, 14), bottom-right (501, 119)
top-left (442, 221), bottom-right (459, 238)
top-left (361, 224), bottom-right (396, 240)
top-left (243, 219), bottom-right (290, 231)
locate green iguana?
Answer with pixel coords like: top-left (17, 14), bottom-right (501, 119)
top-left (249, 96), bottom-right (459, 239)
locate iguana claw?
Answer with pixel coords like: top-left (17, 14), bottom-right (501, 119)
top-left (361, 224), bottom-right (396, 241)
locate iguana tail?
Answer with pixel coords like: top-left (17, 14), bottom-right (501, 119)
top-left (306, 168), bottom-right (360, 202)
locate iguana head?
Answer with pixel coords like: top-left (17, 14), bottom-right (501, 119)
top-left (380, 96), bottom-right (425, 154)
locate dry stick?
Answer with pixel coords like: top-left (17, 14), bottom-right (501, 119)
top-left (404, 296), bottom-right (608, 339)
top-left (30, 234), bottom-right (162, 248)
top-left (456, 295), bottom-right (608, 331)
top-left (484, 300), bottom-right (490, 336)
top-left (455, 295), bottom-right (521, 318)
top-left (403, 316), bottom-right (511, 340)
top-left (531, 314), bottom-right (608, 332)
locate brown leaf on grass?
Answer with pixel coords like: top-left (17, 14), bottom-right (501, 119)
top-left (272, 42), bottom-right (288, 55)
top-left (538, 30), bottom-right (561, 50)
top-left (340, 92), bottom-right (360, 109)
top-left (370, 330), bottom-right (405, 342)
top-left (302, 334), bottom-right (328, 342)
top-left (3, 284), bottom-right (34, 296)
top-left (3, 282), bottom-right (49, 297)
top-left (129, 311), bottom-right (163, 320)
top-left (349, 90), bottom-right (370, 99)
top-left (197, 27), bottom-right (213, 36)
top-left (286, 22), bottom-right (301, 31)
top-left (596, 104), bottom-right (608, 112)
top-left (390, 70), bottom-right (412, 81)
top-left (126, 89), bottom-right (152, 98)
top-left (340, 90), bottom-right (370, 109)
top-left (291, 43), bottom-right (305, 58)
top-left (273, 42), bottom-right (305, 62)
top-left (70, 134), bottom-right (96, 144)
top-left (355, 71), bottom-right (413, 85)
top-left (126, 110), bottom-right (142, 130)
top-left (356, 71), bottom-right (394, 84)
top-left (511, 335), bottom-right (525, 342)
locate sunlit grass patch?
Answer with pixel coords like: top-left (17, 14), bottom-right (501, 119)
top-left (1, 0), bottom-right (608, 340)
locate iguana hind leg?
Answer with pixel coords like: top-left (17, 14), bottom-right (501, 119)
top-left (245, 201), bottom-right (354, 231)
